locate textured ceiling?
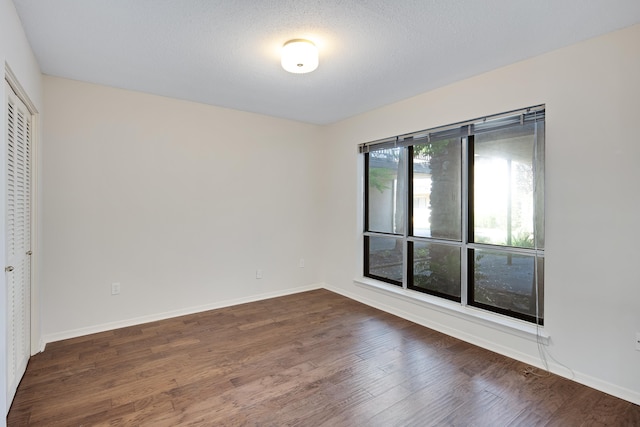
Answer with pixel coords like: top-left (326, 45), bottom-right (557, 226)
top-left (12, 0), bottom-right (640, 124)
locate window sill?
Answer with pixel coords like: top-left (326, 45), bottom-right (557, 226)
top-left (353, 277), bottom-right (549, 345)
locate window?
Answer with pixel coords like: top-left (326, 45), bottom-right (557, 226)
top-left (362, 106), bottom-right (545, 324)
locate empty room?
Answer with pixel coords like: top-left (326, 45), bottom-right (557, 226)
top-left (2, 0), bottom-right (640, 425)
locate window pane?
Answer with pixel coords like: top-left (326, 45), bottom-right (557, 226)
top-left (534, 123), bottom-right (545, 249)
top-left (413, 138), bottom-right (461, 240)
top-left (367, 148), bottom-right (405, 234)
top-left (365, 236), bottom-right (403, 285)
top-left (473, 123), bottom-right (543, 248)
top-left (410, 241), bottom-right (461, 300)
top-left (470, 249), bottom-right (544, 323)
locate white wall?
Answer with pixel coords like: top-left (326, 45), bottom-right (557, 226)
top-left (41, 77), bottom-right (324, 341)
top-left (1, 0), bottom-right (43, 419)
top-left (322, 24), bottom-right (640, 404)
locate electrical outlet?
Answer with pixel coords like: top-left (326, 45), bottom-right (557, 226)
top-left (636, 332), bottom-right (640, 351)
top-left (256, 269), bottom-right (263, 279)
top-left (299, 258), bottom-right (305, 268)
top-left (111, 282), bottom-right (121, 295)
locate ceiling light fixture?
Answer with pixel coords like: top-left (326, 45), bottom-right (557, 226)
top-left (281, 39), bottom-right (318, 74)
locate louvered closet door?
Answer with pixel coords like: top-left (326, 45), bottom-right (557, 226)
top-left (5, 81), bottom-right (31, 406)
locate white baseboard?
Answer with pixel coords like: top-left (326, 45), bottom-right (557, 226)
top-left (568, 370), bottom-right (640, 407)
top-left (322, 283), bottom-right (640, 406)
top-left (42, 283), bottom-right (323, 347)
top-left (37, 337), bottom-right (46, 354)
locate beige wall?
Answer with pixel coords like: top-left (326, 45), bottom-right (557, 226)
top-left (322, 24), bottom-right (640, 404)
top-left (42, 77), bottom-right (325, 341)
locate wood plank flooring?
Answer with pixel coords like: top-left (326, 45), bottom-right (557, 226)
top-left (8, 289), bottom-right (640, 426)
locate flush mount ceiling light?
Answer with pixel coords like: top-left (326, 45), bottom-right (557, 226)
top-left (281, 39), bottom-right (318, 74)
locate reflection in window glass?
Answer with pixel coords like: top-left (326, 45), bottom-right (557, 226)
top-left (365, 236), bottom-right (403, 285)
top-left (410, 241), bottom-right (461, 300)
top-left (367, 148), bottom-right (404, 234)
top-left (413, 139), bottom-right (461, 240)
top-left (473, 123), bottom-right (543, 249)
top-left (470, 248), bottom-right (544, 322)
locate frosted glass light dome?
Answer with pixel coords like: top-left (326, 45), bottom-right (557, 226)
top-left (281, 39), bottom-right (318, 74)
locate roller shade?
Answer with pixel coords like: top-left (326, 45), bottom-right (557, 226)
top-left (359, 104), bottom-right (544, 153)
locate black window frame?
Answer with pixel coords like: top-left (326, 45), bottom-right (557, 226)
top-left (362, 106), bottom-right (545, 325)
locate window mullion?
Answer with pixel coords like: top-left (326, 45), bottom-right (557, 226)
top-left (363, 153), bottom-right (370, 232)
top-left (461, 135), bottom-right (470, 306)
top-left (402, 146), bottom-right (411, 289)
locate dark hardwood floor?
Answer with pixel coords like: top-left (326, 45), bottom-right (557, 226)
top-left (8, 289), bottom-right (640, 426)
